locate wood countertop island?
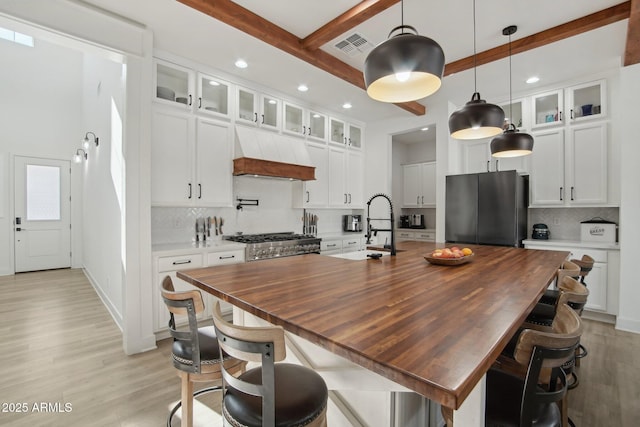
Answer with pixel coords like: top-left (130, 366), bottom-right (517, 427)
top-left (177, 241), bottom-right (568, 412)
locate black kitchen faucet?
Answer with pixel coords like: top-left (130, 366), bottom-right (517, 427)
top-left (365, 193), bottom-right (396, 256)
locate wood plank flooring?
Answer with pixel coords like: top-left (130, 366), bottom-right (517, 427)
top-left (0, 268), bottom-right (638, 426)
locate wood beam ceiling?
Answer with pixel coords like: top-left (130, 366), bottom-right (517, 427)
top-left (178, 0), bottom-right (424, 116)
top-left (445, 2), bottom-right (631, 76)
top-left (178, 0), bottom-right (633, 116)
top-left (625, 0), bottom-right (640, 65)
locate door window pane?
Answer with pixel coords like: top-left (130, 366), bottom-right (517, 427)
top-left (26, 165), bottom-right (60, 220)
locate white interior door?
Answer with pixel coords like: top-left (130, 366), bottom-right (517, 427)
top-left (14, 156), bottom-right (71, 273)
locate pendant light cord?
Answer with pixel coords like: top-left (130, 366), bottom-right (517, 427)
top-left (472, 0), bottom-right (477, 93)
top-left (401, 0), bottom-right (404, 34)
top-left (508, 30), bottom-right (513, 124)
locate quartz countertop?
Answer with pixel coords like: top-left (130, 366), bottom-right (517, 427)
top-left (523, 239), bottom-right (619, 251)
top-left (152, 240), bottom-right (246, 256)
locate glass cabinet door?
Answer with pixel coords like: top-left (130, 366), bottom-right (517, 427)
top-left (348, 124), bottom-right (362, 148)
top-left (532, 89), bottom-right (563, 128)
top-left (568, 80), bottom-right (606, 122)
top-left (260, 95), bottom-right (280, 130)
top-left (308, 111), bottom-right (326, 141)
top-left (500, 100), bottom-right (524, 130)
top-left (155, 60), bottom-right (192, 107)
top-left (284, 103), bottom-right (304, 135)
top-left (330, 118), bottom-right (346, 145)
top-left (198, 74), bottom-right (229, 116)
top-left (237, 88), bottom-right (257, 123)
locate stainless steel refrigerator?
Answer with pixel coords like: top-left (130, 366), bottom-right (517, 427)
top-left (445, 170), bottom-right (528, 247)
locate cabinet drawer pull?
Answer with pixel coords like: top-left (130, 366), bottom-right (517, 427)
top-left (327, 244), bottom-right (337, 248)
top-left (218, 255), bottom-right (235, 260)
top-left (571, 186), bottom-right (575, 201)
top-left (188, 183), bottom-right (192, 199)
top-left (198, 183), bottom-right (202, 199)
top-left (172, 260), bottom-right (192, 265)
top-left (188, 94), bottom-right (192, 106)
top-left (559, 187), bottom-right (563, 201)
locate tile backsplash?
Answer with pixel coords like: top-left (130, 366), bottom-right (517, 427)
top-left (151, 176), bottom-right (363, 245)
top-left (528, 207), bottom-right (619, 241)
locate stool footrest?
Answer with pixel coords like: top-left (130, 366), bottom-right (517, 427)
top-left (167, 386), bottom-right (222, 427)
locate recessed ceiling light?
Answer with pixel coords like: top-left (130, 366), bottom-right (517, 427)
top-left (342, 102), bottom-right (352, 109)
top-left (421, 127), bottom-right (429, 131)
top-left (297, 84), bottom-right (308, 92)
top-left (235, 59), bottom-right (248, 69)
top-left (526, 76), bottom-right (540, 84)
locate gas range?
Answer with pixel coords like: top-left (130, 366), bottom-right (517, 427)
top-left (225, 232), bottom-right (321, 261)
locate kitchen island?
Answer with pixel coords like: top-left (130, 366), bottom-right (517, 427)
top-left (178, 241), bottom-right (568, 425)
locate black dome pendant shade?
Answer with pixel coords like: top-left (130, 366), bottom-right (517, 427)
top-left (364, 25), bottom-right (445, 103)
top-left (448, 92), bottom-right (505, 139)
top-left (490, 123), bottom-right (534, 157)
top-left (448, 0), bottom-right (504, 140)
top-left (490, 25), bottom-right (534, 158)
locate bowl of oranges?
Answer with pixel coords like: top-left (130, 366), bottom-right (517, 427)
top-left (424, 246), bottom-right (474, 266)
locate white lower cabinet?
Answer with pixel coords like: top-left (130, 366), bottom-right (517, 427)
top-left (396, 229), bottom-right (435, 242)
top-left (154, 248), bottom-right (245, 334)
top-left (320, 237), bottom-right (365, 255)
top-left (523, 243), bottom-right (618, 315)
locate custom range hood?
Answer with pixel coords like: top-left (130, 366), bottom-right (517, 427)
top-left (233, 126), bottom-right (315, 181)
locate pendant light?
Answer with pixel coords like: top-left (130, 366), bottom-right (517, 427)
top-left (363, 0), bottom-right (445, 103)
top-left (490, 25), bottom-right (534, 158)
top-left (448, 0), bottom-right (504, 139)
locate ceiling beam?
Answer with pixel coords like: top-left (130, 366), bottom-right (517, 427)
top-left (625, 0), bottom-right (640, 65)
top-left (445, 1), bottom-right (631, 76)
top-left (178, 0), bottom-right (425, 116)
top-left (301, 0), bottom-right (400, 50)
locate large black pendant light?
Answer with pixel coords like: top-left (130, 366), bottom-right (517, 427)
top-left (448, 0), bottom-right (504, 140)
top-left (363, 0), bottom-right (445, 103)
top-left (490, 25), bottom-right (534, 158)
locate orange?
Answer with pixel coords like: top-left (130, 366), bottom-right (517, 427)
top-left (462, 248), bottom-right (473, 256)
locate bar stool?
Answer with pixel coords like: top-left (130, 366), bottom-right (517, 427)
top-left (571, 255), bottom-right (594, 286)
top-left (537, 260), bottom-right (580, 306)
top-left (161, 276), bottom-right (246, 427)
top-left (212, 301), bottom-right (328, 427)
top-left (443, 304), bottom-right (583, 427)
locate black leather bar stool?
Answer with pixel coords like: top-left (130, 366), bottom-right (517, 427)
top-left (161, 276), bottom-right (245, 427)
top-left (212, 302), bottom-right (328, 427)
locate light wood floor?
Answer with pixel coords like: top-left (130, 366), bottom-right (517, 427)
top-left (0, 269), bottom-right (638, 426)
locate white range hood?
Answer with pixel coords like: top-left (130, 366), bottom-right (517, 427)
top-left (233, 126), bottom-right (315, 181)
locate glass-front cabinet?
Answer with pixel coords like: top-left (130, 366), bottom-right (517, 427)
top-left (197, 73), bottom-right (230, 117)
top-left (155, 59), bottom-right (193, 108)
top-left (567, 80), bottom-right (606, 122)
top-left (499, 98), bottom-right (527, 131)
top-left (348, 124), bottom-right (362, 149)
top-left (236, 87), bottom-right (280, 130)
top-left (532, 89), bottom-right (564, 129)
top-left (283, 102), bottom-right (327, 142)
top-left (330, 118), bottom-right (346, 145)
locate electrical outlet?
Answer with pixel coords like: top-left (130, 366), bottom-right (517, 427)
top-left (553, 217), bottom-right (560, 225)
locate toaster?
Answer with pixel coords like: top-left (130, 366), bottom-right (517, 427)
top-left (532, 223), bottom-right (550, 240)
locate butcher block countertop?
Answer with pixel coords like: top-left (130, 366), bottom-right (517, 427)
top-left (177, 241), bottom-right (569, 410)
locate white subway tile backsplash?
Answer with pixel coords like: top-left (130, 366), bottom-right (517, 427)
top-left (528, 207), bottom-right (619, 241)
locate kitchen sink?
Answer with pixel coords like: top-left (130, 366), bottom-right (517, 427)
top-left (329, 250), bottom-right (391, 261)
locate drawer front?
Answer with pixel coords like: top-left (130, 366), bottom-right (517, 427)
top-left (342, 238), bottom-right (362, 252)
top-left (397, 231), bottom-right (414, 240)
top-left (158, 254), bottom-right (204, 272)
top-left (207, 249), bottom-right (245, 266)
top-left (525, 245), bottom-right (607, 263)
top-left (321, 240), bottom-right (343, 252)
top-left (416, 231), bottom-right (435, 241)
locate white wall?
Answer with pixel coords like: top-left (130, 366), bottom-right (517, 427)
top-left (0, 32), bottom-right (84, 276)
top-left (80, 53), bottom-right (127, 325)
top-left (617, 63), bottom-right (640, 333)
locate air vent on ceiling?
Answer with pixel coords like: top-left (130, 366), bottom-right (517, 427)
top-left (334, 33), bottom-right (374, 57)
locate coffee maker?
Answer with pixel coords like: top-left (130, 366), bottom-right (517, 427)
top-left (400, 215), bottom-right (411, 228)
top-left (342, 215), bottom-right (363, 232)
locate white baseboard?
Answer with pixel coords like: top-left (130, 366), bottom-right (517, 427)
top-left (615, 316), bottom-right (640, 334)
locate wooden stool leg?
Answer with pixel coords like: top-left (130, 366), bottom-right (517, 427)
top-left (180, 372), bottom-right (194, 427)
top-left (560, 393), bottom-right (568, 427)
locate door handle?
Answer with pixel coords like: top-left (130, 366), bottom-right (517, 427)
top-left (16, 227), bottom-right (26, 231)
top-left (198, 183), bottom-right (202, 199)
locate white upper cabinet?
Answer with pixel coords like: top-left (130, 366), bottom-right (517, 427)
top-left (403, 162), bottom-right (436, 208)
top-left (329, 118), bottom-right (363, 149)
top-left (236, 87), bottom-right (281, 131)
top-left (461, 139), bottom-right (530, 175)
top-left (499, 98), bottom-right (529, 131)
top-left (151, 108), bottom-right (233, 207)
top-left (155, 59), bottom-right (194, 110)
top-left (155, 59), bottom-right (232, 118)
top-left (348, 124), bottom-right (363, 149)
top-left (566, 80), bottom-right (606, 123)
top-left (283, 102), bottom-right (327, 142)
top-left (530, 122), bottom-right (608, 206)
top-left (197, 73), bottom-right (230, 118)
top-left (531, 89), bottom-right (564, 129)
